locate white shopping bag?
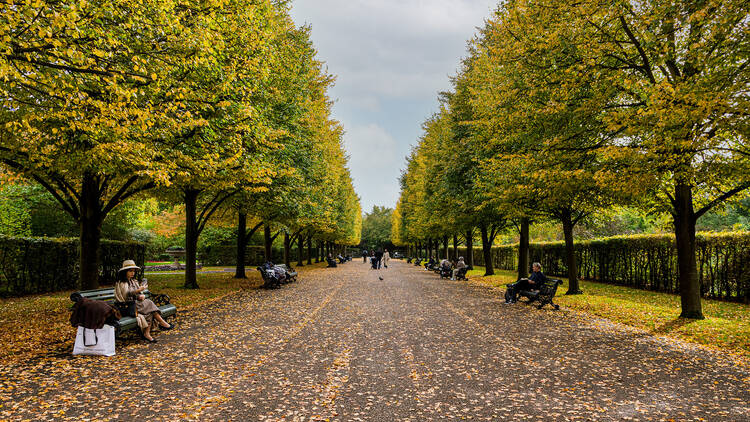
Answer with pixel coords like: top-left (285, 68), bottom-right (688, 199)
top-left (72, 325), bottom-right (116, 357)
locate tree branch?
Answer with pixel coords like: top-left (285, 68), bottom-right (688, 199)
top-left (695, 182), bottom-right (750, 219)
top-left (619, 16), bottom-right (657, 84)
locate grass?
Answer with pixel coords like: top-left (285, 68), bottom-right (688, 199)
top-left (145, 261), bottom-right (182, 266)
top-left (465, 266), bottom-right (750, 358)
top-left (0, 261), bottom-right (329, 364)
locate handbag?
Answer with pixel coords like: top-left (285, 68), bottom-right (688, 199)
top-left (73, 325), bottom-right (116, 356)
top-left (116, 301), bottom-right (137, 318)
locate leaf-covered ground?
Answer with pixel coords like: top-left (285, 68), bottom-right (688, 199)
top-left (464, 266), bottom-right (750, 358)
top-left (0, 263), bottom-right (327, 365)
top-left (1, 260), bottom-right (748, 420)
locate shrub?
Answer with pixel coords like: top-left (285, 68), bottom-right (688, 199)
top-left (452, 232), bottom-right (750, 302)
top-left (0, 236), bottom-right (146, 296)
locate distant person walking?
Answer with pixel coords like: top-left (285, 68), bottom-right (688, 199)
top-left (374, 249), bottom-right (384, 269)
top-left (363, 249), bottom-right (368, 263)
top-left (382, 249), bottom-right (390, 269)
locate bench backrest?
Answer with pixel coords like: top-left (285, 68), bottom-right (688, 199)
top-left (539, 279), bottom-right (562, 296)
top-left (72, 287), bottom-right (152, 303)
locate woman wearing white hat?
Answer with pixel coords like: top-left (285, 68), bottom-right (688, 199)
top-left (114, 259), bottom-right (173, 343)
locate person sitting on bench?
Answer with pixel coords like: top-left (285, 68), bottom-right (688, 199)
top-left (424, 256), bottom-right (436, 270)
top-left (115, 260), bottom-right (173, 343)
top-left (505, 262), bottom-right (547, 304)
top-left (451, 256), bottom-right (467, 280)
top-left (326, 253), bottom-right (337, 267)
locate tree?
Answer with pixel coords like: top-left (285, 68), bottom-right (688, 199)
top-left (485, 0), bottom-right (750, 317)
top-left (0, 0), bottom-right (205, 288)
top-left (361, 206), bottom-right (393, 249)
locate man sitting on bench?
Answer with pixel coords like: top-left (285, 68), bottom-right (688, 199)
top-left (505, 262), bottom-right (547, 304)
top-left (326, 253), bottom-right (338, 267)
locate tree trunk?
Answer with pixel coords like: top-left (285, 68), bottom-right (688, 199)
top-left (443, 235), bottom-right (449, 260)
top-left (283, 232), bottom-right (291, 268)
top-left (453, 234), bottom-right (458, 261)
top-left (674, 183), bottom-right (703, 319)
top-left (263, 224), bottom-right (272, 262)
top-left (235, 213), bottom-right (247, 278)
top-left (480, 224), bottom-right (494, 276)
top-left (561, 209), bottom-right (580, 295)
top-left (79, 173), bottom-right (104, 290)
top-left (466, 229), bottom-right (474, 270)
top-left (518, 217), bottom-right (530, 280)
top-left (297, 233), bottom-right (304, 267)
top-left (307, 235), bottom-right (313, 265)
top-left (184, 189), bottom-right (200, 289)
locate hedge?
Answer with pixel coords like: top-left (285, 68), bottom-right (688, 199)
top-left (200, 244), bottom-right (345, 266)
top-left (451, 232), bottom-right (750, 303)
top-left (0, 236), bottom-right (146, 296)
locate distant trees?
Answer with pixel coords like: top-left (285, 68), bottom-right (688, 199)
top-left (393, 0), bottom-right (750, 319)
top-left (361, 206), bottom-right (394, 250)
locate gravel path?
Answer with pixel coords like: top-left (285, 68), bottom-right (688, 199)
top-left (1, 260), bottom-right (748, 421)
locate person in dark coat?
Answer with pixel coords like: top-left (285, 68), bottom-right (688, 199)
top-left (505, 262), bottom-right (547, 304)
top-left (374, 249), bottom-right (384, 269)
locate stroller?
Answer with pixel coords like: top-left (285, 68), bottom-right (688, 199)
top-left (439, 265), bottom-right (452, 279)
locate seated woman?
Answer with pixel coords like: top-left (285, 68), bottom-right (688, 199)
top-left (505, 262), bottom-right (547, 304)
top-left (114, 260), bottom-right (173, 342)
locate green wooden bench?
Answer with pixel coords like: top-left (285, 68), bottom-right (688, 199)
top-left (70, 288), bottom-right (177, 335)
top-left (277, 264), bottom-right (298, 282)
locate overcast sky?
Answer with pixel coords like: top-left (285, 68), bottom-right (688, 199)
top-left (289, 1), bottom-right (496, 214)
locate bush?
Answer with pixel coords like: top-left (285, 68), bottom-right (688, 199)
top-left (0, 236), bottom-right (146, 296)
top-left (452, 232), bottom-right (750, 302)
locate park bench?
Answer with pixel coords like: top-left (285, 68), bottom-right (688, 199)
top-left (517, 278), bottom-right (562, 310)
top-left (70, 288), bottom-right (176, 336)
top-left (279, 264), bottom-right (298, 282)
top-left (257, 264), bottom-right (298, 288)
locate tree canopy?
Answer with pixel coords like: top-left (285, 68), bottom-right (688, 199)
top-left (394, 0), bottom-right (749, 318)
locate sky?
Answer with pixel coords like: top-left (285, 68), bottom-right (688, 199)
top-left (289, 0), bottom-right (497, 214)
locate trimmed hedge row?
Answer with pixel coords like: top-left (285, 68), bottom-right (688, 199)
top-left (452, 232), bottom-right (750, 303)
top-left (0, 236), bottom-right (146, 296)
top-left (200, 245), bottom-right (303, 266)
top-left (202, 245), bottom-right (279, 266)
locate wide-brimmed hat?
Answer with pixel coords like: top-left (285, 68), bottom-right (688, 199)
top-left (118, 260), bottom-right (140, 273)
